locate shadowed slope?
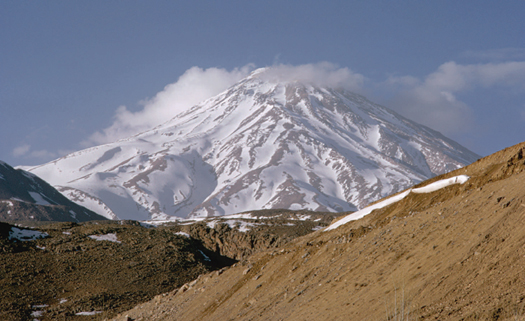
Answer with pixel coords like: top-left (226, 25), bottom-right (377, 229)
top-left (0, 161), bottom-right (106, 222)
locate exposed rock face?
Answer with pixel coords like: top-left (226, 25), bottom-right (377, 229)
top-left (184, 213), bottom-right (335, 260)
top-left (25, 68), bottom-right (479, 220)
top-left (0, 161), bottom-right (106, 222)
top-left (113, 142), bottom-right (525, 321)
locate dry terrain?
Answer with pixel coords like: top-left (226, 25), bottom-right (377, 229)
top-left (0, 214), bottom-right (329, 320)
top-left (114, 142), bottom-right (525, 320)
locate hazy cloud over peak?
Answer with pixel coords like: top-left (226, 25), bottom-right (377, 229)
top-left (86, 63), bottom-right (365, 146)
top-left (86, 65), bottom-right (254, 145)
top-left (83, 61), bottom-right (525, 152)
top-left (256, 62), bottom-right (365, 91)
top-left (384, 61), bottom-right (525, 135)
top-left (12, 144), bottom-right (31, 157)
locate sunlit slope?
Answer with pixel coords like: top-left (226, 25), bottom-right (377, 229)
top-left (114, 142), bottom-right (525, 320)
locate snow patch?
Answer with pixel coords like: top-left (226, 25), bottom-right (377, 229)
top-left (9, 227), bottom-right (49, 241)
top-left (294, 214), bottom-right (312, 220)
top-left (412, 175), bottom-right (469, 194)
top-left (139, 222), bottom-right (156, 228)
top-left (69, 210), bottom-right (77, 219)
top-left (31, 310), bottom-right (44, 317)
top-left (221, 213), bottom-right (256, 219)
top-left (207, 219), bottom-right (260, 232)
top-left (28, 191), bottom-right (53, 206)
top-left (75, 311), bottom-right (103, 316)
top-left (1, 200), bottom-right (14, 207)
top-left (88, 233), bottom-right (121, 243)
top-left (325, 175), bottom-right (470, 231)
top-left (198, 250), bottom-right (211, 261)
top-left (175, 231), bottom-right (190, 238)
top-left (206, 220), bottom-right (218, 229)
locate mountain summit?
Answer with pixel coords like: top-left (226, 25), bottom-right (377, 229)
top-left (25, 68), bottom-right (479, 220)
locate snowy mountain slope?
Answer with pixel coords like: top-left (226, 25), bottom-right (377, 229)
top-left (25, 68), bottom-right (479, 220)
top-left (0, 161), bottom-right (106, 222)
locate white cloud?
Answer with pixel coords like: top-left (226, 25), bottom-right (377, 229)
top-left (82, 61), bottom-right (524, 146)
top-left (256, 62), bottom-right (365, 91)
top-left (12, 144), bottom-right (31, 157)
top-left (85, 63), bottom-right (365, 146)
top-left (384, 74), bottom-right (420, 89)
top-left (384, 61), bottom-right (525, 135)
top-left (86, 65), bottom-right (255, 145)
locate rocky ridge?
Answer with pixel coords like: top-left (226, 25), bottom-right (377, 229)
top-left (0, 161), bottom-right (106, 222)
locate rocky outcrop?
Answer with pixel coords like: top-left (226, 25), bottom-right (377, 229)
top-left (185, 220), bottom-right (324, 260)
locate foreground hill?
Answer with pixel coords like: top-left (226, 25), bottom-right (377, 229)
top-left (0, 161), bottom-right (106, 222)
top-left (0, 211), bottom-right (333, 320)
top-left (25, 68), bottom-right (478, 221)
top-left (114, 141), bottom-right (525, 320)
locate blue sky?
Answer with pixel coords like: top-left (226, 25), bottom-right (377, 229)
top-left (2, 0), bottom-right (524, 166)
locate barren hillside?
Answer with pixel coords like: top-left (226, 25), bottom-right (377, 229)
top-left (114, 142), bottom-right (525, 321)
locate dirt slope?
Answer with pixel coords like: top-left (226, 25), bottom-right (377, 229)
top-left (0, 213), bottom-right (330, 320)
top-left (0, 221), bottom-right (217, 321)
top-left (113, 142), bottom-right (525, 321)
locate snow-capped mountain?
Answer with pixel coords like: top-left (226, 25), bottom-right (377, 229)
top-left (24, 68), bottom-right (479, 220)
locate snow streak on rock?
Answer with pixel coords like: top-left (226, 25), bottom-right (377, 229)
top-left (25, 69), bottom-right (479, 220)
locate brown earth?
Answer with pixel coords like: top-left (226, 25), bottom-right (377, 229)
top-left (113, 142), bottom-right (525, 321)
top-left (0, 221), bottom-right (215, 321)
top-left (0, 213), bottom-right (328, 320)
top-left (183, 210), bottom-right (340, 260)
